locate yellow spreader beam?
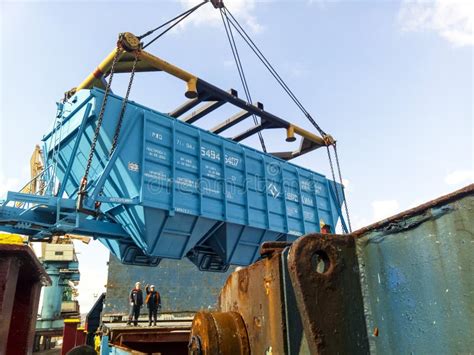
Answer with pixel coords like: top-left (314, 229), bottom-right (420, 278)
top-left (67, 32), bottom-right (334, 156)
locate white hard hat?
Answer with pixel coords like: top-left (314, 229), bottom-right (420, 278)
top-left (150, 285), bottom-right (155, 288)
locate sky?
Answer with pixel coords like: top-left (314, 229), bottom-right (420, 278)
top-left (0, 0), bottom-right (472, 312)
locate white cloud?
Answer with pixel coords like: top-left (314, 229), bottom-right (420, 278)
top-left (0, 173), bottom-right (20, 200)
top-left (76, 265), bottom-right (107, 313)
top-left (351, 215), bottom-right (370, 230)
top-left (289, 62), bottom-right (310, 78)
top-left (342, 178), bottom-right (352, 192)
top-left (223, 59), bottom-right (235, 67)
top-left (73, 240), bottom-right (109, 313)
top-left (444, 169), bottom-right (474, 185)
top-left (180, 0), bottom-right (264, 34)
top-left (372, 199), bottom-right (400, 221)
top-left (398, 0), bottom-right (474, 47)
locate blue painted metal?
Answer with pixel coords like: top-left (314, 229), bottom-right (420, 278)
top-left (36, 250), bottom-right (80, 330)
top-left (355, 185), bottom-right (474, 354)
top-left (0, 88), bottom-right (344, 271)
top-left (100, 335), bottom-right (110, 355)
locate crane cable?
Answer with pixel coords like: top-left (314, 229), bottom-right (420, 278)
top-left (223, 5), bottom-right (352, 232)
top-left (140, 1), bottom-right (208, 50)
top-left (220, 8), bottom-right (267, 152)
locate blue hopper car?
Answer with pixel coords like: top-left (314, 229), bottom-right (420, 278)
top-left (38, 88), bottom-right (344, 270)
top-left (0, 34), bottom-right (347, 271)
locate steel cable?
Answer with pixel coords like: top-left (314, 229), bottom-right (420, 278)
top-left (220, 9), bottom-right (267, 152)
top-left (138, 1), bottom-right (208, 40)
top-left (224, 6), bottom-right (353, 232)
top-left (143, 1), bottom-right (208, 49)
top-left (223, 6), bottom-right (327, 137)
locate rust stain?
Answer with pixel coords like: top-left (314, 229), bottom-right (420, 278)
top-left (373, 327), bottom-right (379, 337)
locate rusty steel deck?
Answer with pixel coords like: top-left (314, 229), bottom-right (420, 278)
top-left (103, 320), bottom-right (192, 355)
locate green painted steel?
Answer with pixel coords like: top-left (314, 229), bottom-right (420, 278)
top-left (356, 186), bottom-right (473, 354)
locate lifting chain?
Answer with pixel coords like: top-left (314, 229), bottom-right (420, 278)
top-left (78, 34), bottom-right (140, 209)
top-left (110, 50), bottom-right (140, 156)
top-left (79, 42), bottom-right (121, 197)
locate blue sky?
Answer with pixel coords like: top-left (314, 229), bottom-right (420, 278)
top-left (1, 0), bottom-right (472, 311)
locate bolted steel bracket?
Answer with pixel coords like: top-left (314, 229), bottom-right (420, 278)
top-left (119, 32), bottom-right (142, 52)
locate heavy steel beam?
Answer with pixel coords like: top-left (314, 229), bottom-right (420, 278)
top-left (232, 120), bottom-right (276, 142)
top-left (197, 80), bottom-right (330, 147)
top-left (68, 32), bottom-right (332, 153)
top-left (270, 137), bottom-right (324, 161)
top-left (210, 102), bottom-right (263, 134)
top-left (181, 100), bottom-right (226, 124)
top-left (169, 96), bottom-right (208, 118)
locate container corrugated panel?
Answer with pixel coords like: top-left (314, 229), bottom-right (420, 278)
top-left (355, 185), bottom-right (474, 354)
top-left (104, 253), bottom-right (233, 314)
top-left (43, 89), bottom-right (342, 267)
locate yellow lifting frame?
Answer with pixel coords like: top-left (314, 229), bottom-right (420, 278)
top-left (67, 32), bottom-right (333, 149)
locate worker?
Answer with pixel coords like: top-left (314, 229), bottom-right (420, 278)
top-left (321, 224), bottom-right (332, 234)
top-left (94, 332), bottom-right (100, 353)
top-left (145, 284), bottom-right (161, 326)
top-left (127, 282), bottom-right (143, 326)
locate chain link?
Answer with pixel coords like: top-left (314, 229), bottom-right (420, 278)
top-left (110, 50), bottom-right (140, 157)
top-left (79, 42), bottom-right (123, 194)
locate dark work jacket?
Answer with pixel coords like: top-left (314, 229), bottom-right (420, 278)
top-left (145, 287), bottom-right (161, 309)
top-left (129, 288), bottom-right (143, 306)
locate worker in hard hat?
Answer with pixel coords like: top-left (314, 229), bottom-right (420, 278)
top-left (145, 284), bottom-right (161, 326)
top-left (127, 282), bottom-right (143, 326)
top-left (321, 224), bottom-right (332, 234)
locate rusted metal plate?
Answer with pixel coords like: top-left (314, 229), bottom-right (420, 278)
top-left (218, 252), bottom-right (287, 353)
top-left (354, 184), bottom-right (474, 354)
top-left (189, 311), bottom-right (250, 354)
top-left (106, 324), bottom-right (191, 344)
top-left (0, 243), bottom-right (51, 354)
top-left (105, 323), bottom-right (191, 355)
top-left (287, 234), bottom-right (369, 354)
top-left (117, 330), bottom-right (189, 344)
top-left (216, 235), bottom-right (370, 354)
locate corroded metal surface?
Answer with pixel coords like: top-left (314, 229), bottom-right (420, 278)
top-left (355, 184), bottom-right (474, 354)
top-left (104, 321), bottom-right (191, 355)
top-left (0, 243), bottom-right (51, 354)
top-left (288, 234), bottom-right (369, 354)
top-left (213, 235), bottom-right (369, 354)
top-left (218, 252), bottom-right (287, 353)
top-left (259, 241), bottom-right (292, 257)
top-left (189, 311), bottom-right (249, 354)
